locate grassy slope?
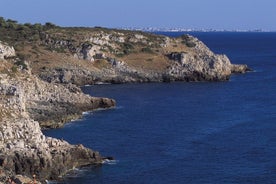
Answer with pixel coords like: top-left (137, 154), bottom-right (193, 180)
top-left (0, 18), bottom-right (195, 79)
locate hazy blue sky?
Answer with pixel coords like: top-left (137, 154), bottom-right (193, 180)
top-left (1, 0), bottom-right (276, 30)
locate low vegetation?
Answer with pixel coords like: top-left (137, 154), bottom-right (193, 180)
top-left (181, 35), bottom-right (196, 47)
top-left (0, 16), bottom-right (196, 76)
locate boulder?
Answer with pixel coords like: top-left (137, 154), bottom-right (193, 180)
top-left (0, 41), bottom-right (15, 59)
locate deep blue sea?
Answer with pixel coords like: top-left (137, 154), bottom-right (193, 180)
top-left (44, 32), bottom-right (276, 184)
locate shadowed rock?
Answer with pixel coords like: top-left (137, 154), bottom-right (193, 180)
top-left (0, 70), bottom-right (115, 182)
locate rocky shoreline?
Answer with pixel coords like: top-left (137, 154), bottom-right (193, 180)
top-left (0, 27), bottom-right (250, 183)
top-left (0, 74), bottom-right (115, 183)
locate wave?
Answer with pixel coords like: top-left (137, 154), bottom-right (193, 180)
top-left (102, 159), bottom-right (119, 165)
top-left (82, 111), bottom-right (92, 115)
top-left (94, 82), bottom-right (111, 85)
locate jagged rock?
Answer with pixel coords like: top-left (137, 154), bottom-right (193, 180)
top-left (0, 56), bottom-right (115, 182)
top-left (231, 64), bottom-right (252, 73)
top-left (166, 51), bottom-right (233, 81)
top-left (74, 43), bottom-right (105, 62)
top-left (15, 75), bottom-right (116, 129)
top-left (0, 41), bottom-right (15, 59)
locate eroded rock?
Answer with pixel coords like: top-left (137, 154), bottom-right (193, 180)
top-left (0, 41), bottom-right (15, 60)
top-left (0, 70), bottom-right (115, 182)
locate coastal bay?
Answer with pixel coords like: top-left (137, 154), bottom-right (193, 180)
top-left (45, 32), bottom-right (276, 184)
top-left (0, 19), bottom-right (250, 183)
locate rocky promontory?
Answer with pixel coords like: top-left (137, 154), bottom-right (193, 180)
top-left (35, 33), bottom-right (250, 85)
top-left (0, 18), bottom-right (250, 86)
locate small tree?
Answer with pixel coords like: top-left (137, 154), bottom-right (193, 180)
top-left (44, 22), bottom-right (57, 29)
top-left (5, 19), bottom-right (18, 30)
top-left (0, 17), bottom-right (6, 27)
top-left (32, 23), bottom-right (43, 31)
top-left (24, 23), bottom-right (32, 28)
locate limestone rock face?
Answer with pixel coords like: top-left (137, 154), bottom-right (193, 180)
top-left (166, 36), bottom-right (248, 81)
top-left (0, 50), bottom-right (115, 183)
top-left (25, 76), bottom-right (115, 129)
top-left (167, 52), bottom-right (232, 81)
top-left (74, 43), bottom-right (105, 61)
top-left (0, 41), bottom-right (15, 59)
top-left (0, 117), bottom-right (102, 181)
top-left (37, 32), bottom-right (250, 85)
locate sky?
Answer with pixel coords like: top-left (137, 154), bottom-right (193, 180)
top-left (1, 0), bottom-right (276, 30)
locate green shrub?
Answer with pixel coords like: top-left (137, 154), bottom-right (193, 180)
top-left (181, 34), bottom-right (196, 48)
top-left (115, 52), bottom-right (125, 57)
top-left (14, 60), bottom-right (28, 70)
top-left (32, 23), bottom-right (43, 31)
top-left (185, 41), bottom-right (196, 48)
top-left (44, 22), bottom-right (58, 29)
top-left (0, 17), bottom-right (7, 27)
top-left (121, 43), bottom-right (134, 50)
top-left (141, 47), bottom-right (153, 53)
top-left (11, 65), bottom-right (17, 73)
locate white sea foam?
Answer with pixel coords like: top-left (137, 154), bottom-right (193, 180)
top-left (82, 111), bottom-right (92, 115)
top-left (102, 159), bottom-right (119, 165)
top-left (94, 82), bottom-right (111, 85)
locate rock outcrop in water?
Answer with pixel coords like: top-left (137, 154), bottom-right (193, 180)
top-left (0, 42), bottom-right (115, 183)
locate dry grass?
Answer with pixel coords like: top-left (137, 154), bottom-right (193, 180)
top-left (1, 21), bottom-right (194, 78)
top-left (123, 53), bottom-right (170, 72)
top-left (92, 60), bottom-right (112, 69)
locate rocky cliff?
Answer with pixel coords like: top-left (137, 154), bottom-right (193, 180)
top-left (0, 42), bottom-right (115, 183)
top-left (34, 30), bottom-right (250, 85)
top-left (0, 20), bottom-right (250, 86)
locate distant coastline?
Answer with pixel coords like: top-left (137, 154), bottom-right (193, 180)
top-left (119, 27), bottom-right (276, 33)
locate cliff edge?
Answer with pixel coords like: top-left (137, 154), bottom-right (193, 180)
top-left (0, 41), bottom-right (115, 183)
top-left (36, 32), bottom-right (250, 85)
top-left (0, 19), bottom-right (250, 86)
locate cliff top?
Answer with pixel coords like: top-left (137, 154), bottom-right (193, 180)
top-left (0, 17), bottom-right (199, 76)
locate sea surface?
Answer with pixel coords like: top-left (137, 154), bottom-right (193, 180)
top-left (44, 32), bottom-right (276, 184)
